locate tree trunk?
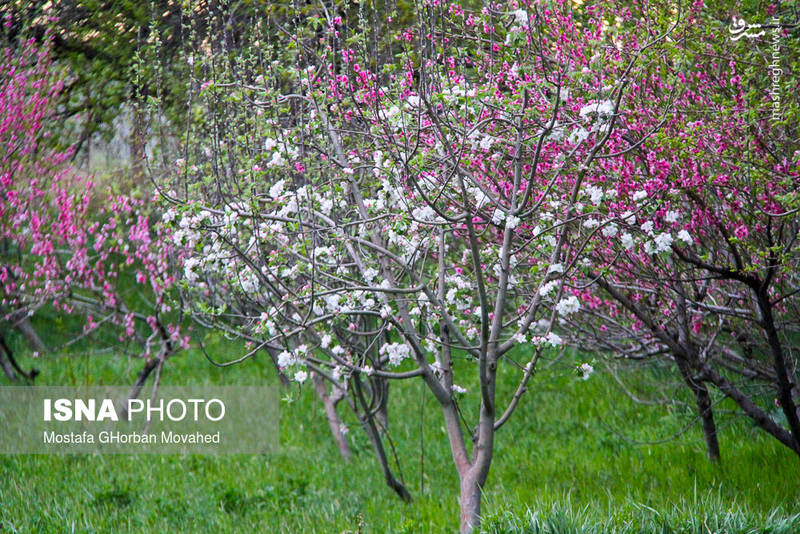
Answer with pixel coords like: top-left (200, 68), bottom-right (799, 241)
top-left (0, 332), bottom-right (38, 382)
top-left (756, 289), bottom-right (800, 449)
top-left (702, 364), bottom-right (800, 457)
top-left (692, 382), bottom-right (721, 461)
top-left (353, 376), bottom-right (411, 502)
top-left (312, 372), bottom-right (351, 461)
top-left (459, 472), bottom-right (482, 534)
top-left (0, 303), bottom-right (45, 354)
top-left (374, 378), bottom-right (389, 432)
top-left (0, 345), bottom-right (17, 381)
top-left (119, 356), bottom-right (161, 420)
top-left (457, 384), bottom-right (496, 533)
top-left (14, 315), bottom-right (46, 354)
top-left (676, 360), bottom-right (720, 461)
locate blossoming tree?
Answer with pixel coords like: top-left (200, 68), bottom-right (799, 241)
top-left (559, 5), bottom-right (800, 460)
top-left (0, 37), bottom-right (188, 389)
top-left (159, 1), bottom-right (693, 530)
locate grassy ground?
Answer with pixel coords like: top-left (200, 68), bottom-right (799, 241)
top-left (1, 327), bottom-right (798, 533)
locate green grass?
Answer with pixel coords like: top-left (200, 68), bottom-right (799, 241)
top-left (1, 326), bottom-right (798, 533)
top-left (482, 495), bottom-right (800, 533)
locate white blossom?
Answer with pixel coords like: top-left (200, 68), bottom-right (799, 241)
top-left (331, 366), bottom-right (343, 382)
top-left (538, 280), bottom-right (559, 297)
top-left (380, 342), bottom-right (412, 367)
top-left (621, 232), bottom-right (634, 250)
top-left (579, 100), bottom-right (615, 119)
top-left (569, 127), bottom-right (590, 145)
top-left (162, 208), bottom-right (177, 223)
top-left (555, 295), bottom-right (581, 316)
top-left (585, 185), bottom-right (604, 205)
top-left (294, 370), bottom-right (308, 383)
top-left (653, 232), bottom-right (673, 253)
top-left (578, 363), bottom-right (594, 380)
top-left (319, 197), bottom-right (333, 214)
top-left (269, 179), bottom-right (286, 199)
top-left (545, 331), bottom-right (563, 346)
top-left (277, 351), bottom-right (296, 368)
top-left (479, 135), bottom-right (496, 150)
top-left (384, 105), bottom-right (401, 119)
top-left (268, 151), bottom-right (286, 167)
top-left (492, 209), bottom-right (506, 225)
top-left (602, 223), bottom-right (619, 238)
top-left (184, 257), bottom-right (200, 283)
top-left (412, 205), bottom-right (437, 222)
top-left (363, 267), bottom-right (379, 284)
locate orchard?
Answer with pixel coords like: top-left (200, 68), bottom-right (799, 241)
top-left (1, 1), bottom-right (798, 533)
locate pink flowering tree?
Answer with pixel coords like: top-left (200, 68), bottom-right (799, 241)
top-left (559, 6), bottom-right (800, 460)
top-left (158, 1), bottom-right (692, 530)
top-left (0, 37), bottom-right (188, 389)
top-left (0, 35), bottom-right (60, 378)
